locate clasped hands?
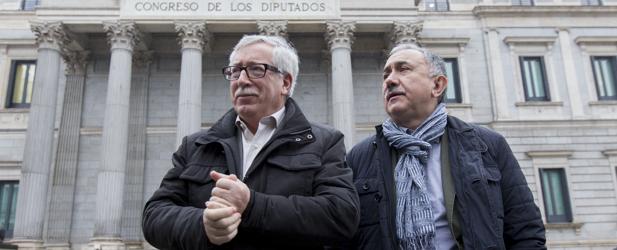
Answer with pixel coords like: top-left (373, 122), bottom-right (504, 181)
top-left (202, 171), bottom-right (250, 245)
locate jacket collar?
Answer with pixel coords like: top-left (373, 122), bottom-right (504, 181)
top-left (195, 98), bottom-right (311, 145)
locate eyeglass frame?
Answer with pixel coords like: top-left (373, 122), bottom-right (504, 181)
top-left (221, 63), bottom-right (286, 81)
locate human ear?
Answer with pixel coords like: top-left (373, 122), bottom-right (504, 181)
top-left (282, 73), bottom-right (292, 96)
top-left (432, 75), bottom-right (448, 98)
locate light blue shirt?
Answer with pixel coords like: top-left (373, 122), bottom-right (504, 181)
top-left (426, 142), bottom-right (457, 250)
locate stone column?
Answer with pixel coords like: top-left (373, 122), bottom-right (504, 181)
top-left (257, 21), bottom-right (288, 37)
top-left (45, 50), bottom-right (89, 250)
top-left (90, 21), bottom-right (141, 249)
top-left (557, 28), bottom-right (584, 118)
top-left (391, 21), bottom-right (423, 47)
top-left (174, 21), bottom-right (207, 147)
top-left (325, 21), bottom-right (356, 149)
top-left (12, 21), bottom-right (70, 250)
top-left (121, 50), bottom-right (153, 249)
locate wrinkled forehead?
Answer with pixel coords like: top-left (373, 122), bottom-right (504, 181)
top-left (383, 49), bottom-right (426, 70)
top-left (230, 42), bottom-right (274, 65)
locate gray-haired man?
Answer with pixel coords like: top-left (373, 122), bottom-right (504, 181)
top-left (347, 44), bottom-right (546, 249)
top-left (143, 35), bottom-right (359, 249)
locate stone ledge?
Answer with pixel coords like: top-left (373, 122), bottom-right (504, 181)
top-left (515, 101), bottom-right (563, 107)
top-left (0, 109), bottom-right (29, 113)
top-left (446, 103), bottom-right (472, 109)
top-left (545, 222), bottom-right (584, 235)
top-left (526, 150), bottom-right (573, 158)
top-left (589, 100), bottom-right (617, 106)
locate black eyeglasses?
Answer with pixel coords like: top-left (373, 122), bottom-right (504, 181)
top-left (222, 64), bottom-right (284, 80)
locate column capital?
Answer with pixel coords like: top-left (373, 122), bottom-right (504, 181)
top-left (391, 20), bottom-right (423, 46)
top-left (103, 21), bottom-right (141, 52)
top-left (175, 21), bottom-right (209, 52)
top-left (132, 50), bottom-right (154, 72)
top-left (325, 21), bottom-right (355, 50)
top-left (30, 21), bottom-right (72, 52)
top-left (62, 50), bottom-right (90, 75)
top-left (257, 20), bottom-right (288, 37)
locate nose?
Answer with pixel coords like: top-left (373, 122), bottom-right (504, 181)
top-left (384, 72), bottom-right (399, 90)
top-left (235, 69), bottom-right (252, 87)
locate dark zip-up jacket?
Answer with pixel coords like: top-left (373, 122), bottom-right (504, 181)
top-left (347, 116), bottom-right (546, 249)
top-left (143, 98), bottom-right (360, 249)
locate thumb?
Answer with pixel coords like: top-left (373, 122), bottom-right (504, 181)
top-left (210, 170), bottom-right (226, 181)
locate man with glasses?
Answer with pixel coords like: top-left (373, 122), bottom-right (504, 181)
top-left (143, 35), bottom-right (359, 249)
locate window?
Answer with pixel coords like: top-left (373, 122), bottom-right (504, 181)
top-left (21, 0), bottom-right (38, 11)
top-left (6, 60), bottom-right (36, 108)
top-left (591, 56), bottom-right (617, 100)
top-left (520, 56), bottom-right (550, 101)
top-left (0, 181), bottom-right (18, 239)
top-left (512, 0), bottom-right (534, 5)
top-left (581, 0), bottom-right (602, 5)
top-left (539, 169), bottom-right (572, 223)
top-left (443, 58), bottom-right (462, 103)
top-left (425, 0), bottom-right (449, 11)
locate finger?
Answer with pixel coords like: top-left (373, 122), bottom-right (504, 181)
top-left (205, 206), bottom-right (236, 221)
top-left (215, 177), bottom-right (237, 190)
top-left (209, 212), bottom-right (241, 231)
top-left (210, 170), bottom-right (230, 182)
top-left (229, 174), bottom-right (239, 181)
top-left (209, 196), bottom-right (234, 208)
top-left (206, 200), bottom-right (227, 209)
top-left (211, 187), bottom-right (230, 199)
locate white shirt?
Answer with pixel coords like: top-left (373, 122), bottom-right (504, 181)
top-left (235, 107), bottom-right (285, 178)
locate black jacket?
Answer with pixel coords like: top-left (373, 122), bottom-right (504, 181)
top-left (347, 116), bottom-right (546, 249)
top-left (143, 98), bottom-right (360, 249)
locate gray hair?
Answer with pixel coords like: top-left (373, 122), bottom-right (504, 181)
top-left (229, 35), bottom-right (300, 96)
top-left (389, 43), bottom-right (447, 103)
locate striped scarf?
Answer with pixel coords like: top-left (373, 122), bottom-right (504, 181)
top-left (382, 103), bottom-right (447, 250)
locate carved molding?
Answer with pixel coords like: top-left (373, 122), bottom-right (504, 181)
top-left (62, 50), bottom-right (90, 75)
top-left (257, 20), bottom-right (288, 37)
top-left (175, 21), bottom-right (208, 51)
top-left (132, 50), bottom-right (154, 72)
top-left (325, 21), bottom-right (355, 50)
top-left (103, 21), bottom-right (141, 52)
top-left (30, 21), bottom-right (72, 52)
top-left (391, 21), bottom-right (423, 46)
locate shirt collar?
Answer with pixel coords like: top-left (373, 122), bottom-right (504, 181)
top-left (235, 106), bottom-right (286, 133)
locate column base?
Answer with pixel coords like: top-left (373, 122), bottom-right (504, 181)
top-left (87, 237), bottom-right (125, 250)
top-left (7, 239), bottom-right (44, 250)
top-left (123, 240), bottom-right (143, 250)
top-left (43, 243), bottom-right (70, 250)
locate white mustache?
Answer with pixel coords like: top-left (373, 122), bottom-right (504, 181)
top-left (235, 87), bottom-right (259, 97)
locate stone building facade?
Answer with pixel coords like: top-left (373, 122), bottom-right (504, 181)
top-left (0, 0), bottom-right (616, 249)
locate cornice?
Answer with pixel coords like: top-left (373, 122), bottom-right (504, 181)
top-left (417, 37), bottom-right (470, 46)
top-left (473, 5), bottom-right (617, 18)
top-left (574, 36), bottom-right (617, 45)
top-left (503, 36), bottom-right (557, 45)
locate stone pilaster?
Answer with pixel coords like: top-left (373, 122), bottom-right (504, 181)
top-left (90, 21), bottom-right (141, 249)
top-left (257, 20), bottom-right (288, 37)
top-left (391, 21), bottom-right (423, 46)
top-left (325, 21), bottom-right (356, 149)
top-left (174, 21), bottom-right (207, 147)
top-left (45, 50), bottom-right (89, 249)
top-left (557, 28), bottom-right (584, 118)
top-left (121, 50), bottom-right (152, 247)
top-left (485, 28), bottom-right (510, 120)
top-left (12, 21), bottom-right (71, 250)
